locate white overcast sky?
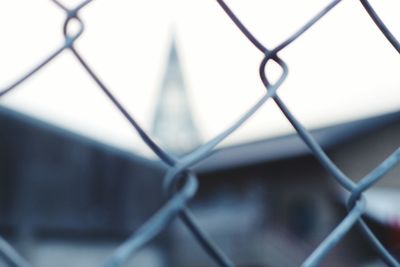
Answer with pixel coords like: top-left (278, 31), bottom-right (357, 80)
top-left (0, 0), bottom-right (399, 157)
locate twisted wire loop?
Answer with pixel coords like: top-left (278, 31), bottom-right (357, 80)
top-left (0, 0), bottom-right (399, 266)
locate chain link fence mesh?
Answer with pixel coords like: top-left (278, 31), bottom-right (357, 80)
top-left (0, 0), bottom-right (399, 266)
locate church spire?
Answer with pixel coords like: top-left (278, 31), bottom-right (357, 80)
top-left (151, 37), bottom-right (201, 155)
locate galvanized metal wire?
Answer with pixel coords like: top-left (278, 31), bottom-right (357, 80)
top-left (0, 0), bottom-right (399, 266)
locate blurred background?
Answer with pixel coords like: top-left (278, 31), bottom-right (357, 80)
top-left (0, 0), bottom-right (399, 266)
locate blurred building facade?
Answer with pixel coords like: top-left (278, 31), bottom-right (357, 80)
top-left (1, 105), bottom-right (400, 267)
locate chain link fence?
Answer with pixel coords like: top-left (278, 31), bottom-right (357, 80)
top-left (0, 0), bottom-right (399, 266)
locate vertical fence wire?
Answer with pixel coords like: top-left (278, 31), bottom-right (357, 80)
top-left (0, 0), bottom-right (399, 266)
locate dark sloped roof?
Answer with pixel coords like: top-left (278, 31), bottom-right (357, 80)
top-left (195, 110), bottom-right (400, 173)
top-left (1, 106), bottom-right (399, 174)
top-left (0, 106), bottom-right (157, 169)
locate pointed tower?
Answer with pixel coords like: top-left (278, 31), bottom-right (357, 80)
top-left (151, 37), bottom-right (201, 155)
